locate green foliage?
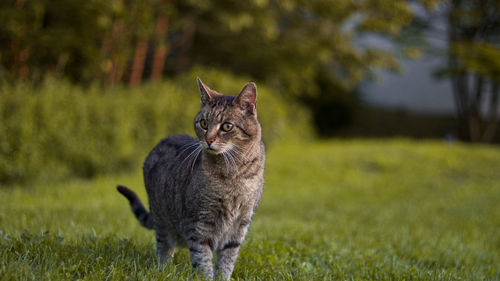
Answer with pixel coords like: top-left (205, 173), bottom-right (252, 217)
top-left (453, 41), bottom-right (500, 79)
top-left (177, 0), bottom-right (416, 135)
top-left (1, 140), bottom-right (499, 280)
top-left (445, 0), bottom-right (500, 81)
top-left (0, 0), bottom-right (170, 83)
top-left (0, 69), bottom-right (312, 184)
top-left (185, 0), bottom-right (412, 98)
top-left (0, 0), bottom-right (415, 91)
top-left (0, 0), bottom-right (421, 135)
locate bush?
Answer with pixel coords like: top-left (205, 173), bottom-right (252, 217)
top-left (0, 68), bottom-right (312, 184)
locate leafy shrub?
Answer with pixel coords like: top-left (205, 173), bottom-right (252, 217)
top-left (0, 68), bottom-right (312, 184)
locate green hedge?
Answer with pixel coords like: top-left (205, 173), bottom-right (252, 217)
top-left (0, 68), bottom-right (312, 184)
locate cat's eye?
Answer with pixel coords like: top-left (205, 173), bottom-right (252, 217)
top-left (221, 122), bottom-right (233, 132)
top-left (200, 119), bottom-right (208, 129)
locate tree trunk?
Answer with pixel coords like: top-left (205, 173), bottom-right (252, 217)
top-left (448, 0), bottom-right (467, 140)
top-left (482, 82), bottom-right (499, 142)
top-left (129, 39), bottom-right (149, 86)
top-left (106, 21), bottom-right (127, 86)
top-left (150, 13), bottom-right (170, 81)
top-left (10, 0), bottom-right (29, 80)
top-left (468, 74), bottom-right (484, 142)
top-left (446, 0), bottom-right (500, 143)
top-left (17, 48), bottom-right (30, 80)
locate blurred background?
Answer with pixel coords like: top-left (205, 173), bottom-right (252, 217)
top-left (1, 0), bottom-right (499, 184)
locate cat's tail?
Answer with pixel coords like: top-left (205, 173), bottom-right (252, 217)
top-left (116, 185), bottom-right (154, 230)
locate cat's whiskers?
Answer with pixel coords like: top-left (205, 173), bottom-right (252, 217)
top-left (225, 150), bottom-right (240, 175)
top-left (227, 149), bottom-right (243, 165)
top-left (179, 142), bottom-right (201, 158)
top-left (190, 146), bottom-right (202, 174)
top-left (180, 143), bottom-right (202, 169)
top-left (221, 151), bottom-right (231, 175)
top-left (179, 141), bottom-right (198, 152)
top-left (231, 145), bottom-right (251, 163)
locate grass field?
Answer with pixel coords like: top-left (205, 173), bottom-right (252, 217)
top-left (1, 139), bottom-right (499, 280)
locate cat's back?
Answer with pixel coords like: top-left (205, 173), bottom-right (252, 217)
top-left (143, 135), bottom-right (199, 186)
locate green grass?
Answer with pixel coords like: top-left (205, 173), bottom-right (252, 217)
top-left (1, 139), bottom-right (499, 280)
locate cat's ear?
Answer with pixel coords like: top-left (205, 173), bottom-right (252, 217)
top-left (197, 77), bottom-right (219, 105)
top-left (234, 82), bottom-right (257, 114)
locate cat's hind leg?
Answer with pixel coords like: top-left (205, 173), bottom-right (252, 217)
top-left (155, 230), bottom-right (175, 263)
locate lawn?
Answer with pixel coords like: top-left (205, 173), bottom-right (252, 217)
top-left (1, 139), bottom-right (499, 280)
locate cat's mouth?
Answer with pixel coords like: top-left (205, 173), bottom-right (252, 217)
top-left (206, 147), bottom-right (219, 154)
top-left (201, 142), bottom-right (221, 154)
top-left (202, 142), bottom-right (230, 155)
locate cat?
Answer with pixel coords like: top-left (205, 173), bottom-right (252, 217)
top-left (117, 78), bottom-right (265, 280)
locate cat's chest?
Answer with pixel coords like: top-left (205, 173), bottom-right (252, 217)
top-left (200, 162), bottom-right (256, 190)
top-left (206, 181), bottom-right (255, 223)
top-left (195, 158), bottom-right (263, 227)
top-left (212, 193), bottom-right (253, 239)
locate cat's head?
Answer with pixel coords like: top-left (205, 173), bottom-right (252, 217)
top-left (194, 78), bottom-right (261, 155)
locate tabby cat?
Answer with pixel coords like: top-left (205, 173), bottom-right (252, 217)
top-left (117, 78), bottom-right (265, 280)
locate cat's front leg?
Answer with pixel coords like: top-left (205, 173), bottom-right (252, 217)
top-left (188, 221), bottom-right (249, 280)
top-left (187, 237), bottom-right (214, 279)
top-left (215, 220), bottom-right (250, 280)
top-left (215, 239), bottom-right (242, 280)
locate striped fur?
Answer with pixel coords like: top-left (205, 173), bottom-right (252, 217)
top-left (117, 78), bottom-right (265, 280)
top-left (116, 185), bottom-right (153, 229)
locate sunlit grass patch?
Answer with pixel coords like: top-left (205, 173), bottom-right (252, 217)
top-left (1, 139), bottom-right (499, 280)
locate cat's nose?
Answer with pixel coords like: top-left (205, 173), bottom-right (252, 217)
top-left (206, 137), bottom-right (215, 146)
